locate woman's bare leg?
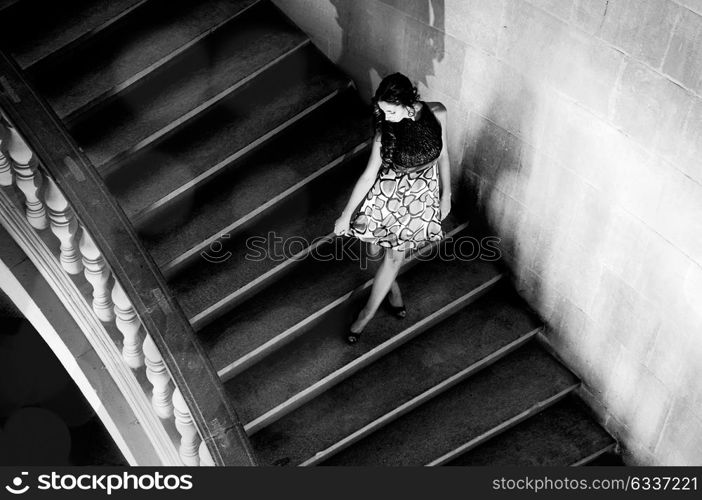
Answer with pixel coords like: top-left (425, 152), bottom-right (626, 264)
top-left (367, 242), bottom-right (382, 258)
top-left (350, 247), bottom-right (405, 333)
top-left (387, 279), bottom-right (404, 307)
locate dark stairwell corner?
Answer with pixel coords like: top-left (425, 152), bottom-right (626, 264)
top-left (0, 283), bottom-right (126, 465)
top-left (0, 0), bottom-right (623, 465)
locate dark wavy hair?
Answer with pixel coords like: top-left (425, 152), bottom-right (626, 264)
top-left (371, 73), bottom-right (421, 168)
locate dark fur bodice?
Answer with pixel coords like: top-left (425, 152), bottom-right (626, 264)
top-left (386, 101), bottom-right (442, 173)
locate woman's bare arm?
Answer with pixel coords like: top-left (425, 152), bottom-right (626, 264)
top-left (340, 131), bottom-right (383, 220)
top-left (429, 102), bottom-right (452, 220)
top-left (433, 103), bottom-right (452, 211)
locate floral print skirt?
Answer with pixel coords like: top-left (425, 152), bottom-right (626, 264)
top-left (349, 162), bottom-right (443, 251)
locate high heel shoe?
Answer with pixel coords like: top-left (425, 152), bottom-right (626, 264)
top-left (346, 325), bottom-right (363, 345)
top-left (383, 295), bottom-right (407, 319)
top-left (347, 304), bottom-right (369, 344)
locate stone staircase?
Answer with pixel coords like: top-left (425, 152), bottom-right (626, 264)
top-left (1, 0), bottom-right (618, 465)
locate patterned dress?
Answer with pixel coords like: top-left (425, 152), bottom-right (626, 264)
top-left (349, 101), bottom-right (444, 251)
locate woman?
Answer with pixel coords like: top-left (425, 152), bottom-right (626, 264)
top-left (333, 72), bottom-right (451, 344)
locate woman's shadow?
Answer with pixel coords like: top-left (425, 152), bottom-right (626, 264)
top-left (329, 0), bottom-right (445, 100)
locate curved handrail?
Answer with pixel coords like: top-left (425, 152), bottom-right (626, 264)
top-left (0, 49), bottom-right (257, 465)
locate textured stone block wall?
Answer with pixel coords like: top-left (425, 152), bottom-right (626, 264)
top-left (273, 0), bottom-right (702, 465)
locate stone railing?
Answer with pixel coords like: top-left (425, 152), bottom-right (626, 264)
top-left (0, 50), bottom-right (256, 466)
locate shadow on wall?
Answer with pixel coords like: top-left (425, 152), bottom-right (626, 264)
top-left (329, 0), bottom-right (445, 101)
top-left (460, 67), bottom-right (541, 287)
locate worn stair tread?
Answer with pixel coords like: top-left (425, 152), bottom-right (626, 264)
top-left (167, 151), bottom-right (367, 319)
top-left (198, 213), bottom-right (464, 373)
top-left (222, 233), bottom-right (501, 424)
top-left (0, 0), bottom-right (20, 12)
top-left (585, 451), bottom-right (623, 466)
top-left (69, 4), bottom-right (312, 167)
top-left (34, 0), bottom-right (287, 120)
top-left (100, 43), bottom-right (350, 214)
top-left (138, 91), bottom-right (372, 267)
top-left (447, 394), bottom-right (615, 466)
top-left (248, 283), bottom-right (540, 465)
top-left (0, 0), bottom-right (145, 69)
top-left (321, 342), bottom-right (578, 466)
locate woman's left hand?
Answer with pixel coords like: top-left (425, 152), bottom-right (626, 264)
top-left (440, 195), bottom-right (451, 221)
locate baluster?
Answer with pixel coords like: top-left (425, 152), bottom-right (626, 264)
top-left (199, 441), bottom-right (215, 467)
top-left (110, 280), bottom-right (143, 369)
top-left (143, 334), bottom-right (173, 419)
top-left (77, 227), bottom-right (114, 321)
top-left (6, 126), bottom-right (47, 229)
top-left (0, 123), bottom-right (11, 186)
top-left (173, 388), bottom-right (201, 466)
top-left (80, 228), bottom-right (115, 322)
top-left (45, 176), bottom-right (82, 274)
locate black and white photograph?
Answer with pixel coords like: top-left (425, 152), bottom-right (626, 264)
top-left (0, 0), bottom-right (700, 484)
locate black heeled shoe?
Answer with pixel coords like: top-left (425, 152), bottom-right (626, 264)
top-left (347, 303), bottom-right (370, 344)
top-left (383, 295), bottom-right (407, 319)
top-left (346, 326), bottom-right (363, 345)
